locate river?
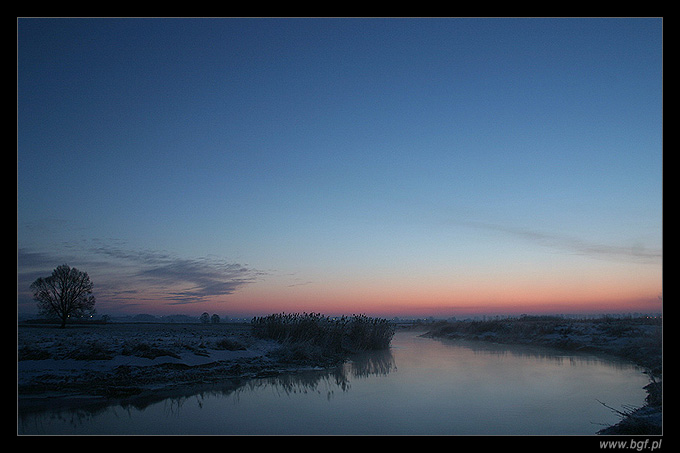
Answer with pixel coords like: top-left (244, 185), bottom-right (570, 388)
top-left (18, 330), bottom-right (649, 435)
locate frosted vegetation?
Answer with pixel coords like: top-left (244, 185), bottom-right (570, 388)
top-left (251, 313), bottom-right (394, 364)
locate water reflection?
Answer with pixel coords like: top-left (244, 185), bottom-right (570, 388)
top-left (429, 335), bottom-right (641, 371)
top-left (193, 347), bottom-right (397, 407)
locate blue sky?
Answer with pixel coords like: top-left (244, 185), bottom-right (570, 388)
top-left (17, 18), bottom-right (662, 318)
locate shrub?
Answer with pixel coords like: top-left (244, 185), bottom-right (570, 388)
top-left (65, 340), bottom-right (116, 360)
top-left (18, 345), bottom-right (51, 361)
top-left (121, 341), bottom-right (180, 360)
top-left (214, 337), bottom-right (247, 351)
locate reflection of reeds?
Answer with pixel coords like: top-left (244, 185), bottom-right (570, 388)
top-left (251, 312), bottom-right (395, 355)
top-left (238, 348), bottom-right (397, 401)
top-left (242, 368), bottom-right (352, 398)
top-left (345, 348), bottom-right (396, 378)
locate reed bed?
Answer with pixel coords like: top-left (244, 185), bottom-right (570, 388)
top-left (251, 312), bottom-right (394, 356)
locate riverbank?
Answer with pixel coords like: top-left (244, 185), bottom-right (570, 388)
top-left (422, 315), bottom-right (662, 435)
top-left (18, 317), bottom-right (662, 434)
top-left (17, 322), bottom-right (350, 413)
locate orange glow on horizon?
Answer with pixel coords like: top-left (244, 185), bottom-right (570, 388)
top-left (96, 260), bottom-right (662, 318)
top-left (205, 271), bottom-right (662, 318)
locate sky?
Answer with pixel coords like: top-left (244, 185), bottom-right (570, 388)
top-left (17, 18), bottom-right (663, 319)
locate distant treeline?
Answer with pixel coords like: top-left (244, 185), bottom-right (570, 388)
top-left (425, 314), bottom-right (662, 337)
top-left (251, 312), bottom-right (395, 355)
top-left (20, 318), bottom-right (109, 325)
top-left (19, 313), bottom-right (200, 325)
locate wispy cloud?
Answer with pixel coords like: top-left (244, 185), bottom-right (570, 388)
top-left (461, 220), bottom-right (662, 264)
top-left (17, 242), bottom-right (264, 311)
top-left (134, 257), bottom-right (260, 305)
top-left (287, 280), bottom-right (315, 288)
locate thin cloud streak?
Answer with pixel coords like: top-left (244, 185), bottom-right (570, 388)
top-left (460, 221), bottom-right (662, 264)
top-left (135, 259), bottom-right (260, 305)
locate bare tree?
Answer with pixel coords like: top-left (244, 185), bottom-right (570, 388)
top-left (30, 264), bottom-right (96, 328)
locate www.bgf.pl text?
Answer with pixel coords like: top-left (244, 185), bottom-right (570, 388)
top-left (600, 439), bottom-right (662, 451)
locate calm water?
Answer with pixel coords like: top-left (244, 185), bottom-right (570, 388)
top-left (18, 331), bottom-right (649, 435)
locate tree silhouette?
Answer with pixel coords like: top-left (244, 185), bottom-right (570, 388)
top-left (30, 264), bottom-right (96, 328)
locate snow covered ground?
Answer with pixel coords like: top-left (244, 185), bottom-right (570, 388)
top-left (17, 322), bottom-right (302, 406)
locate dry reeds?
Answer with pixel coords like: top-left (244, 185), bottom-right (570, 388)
top-left (251, 312), bottom-right (394, 355)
